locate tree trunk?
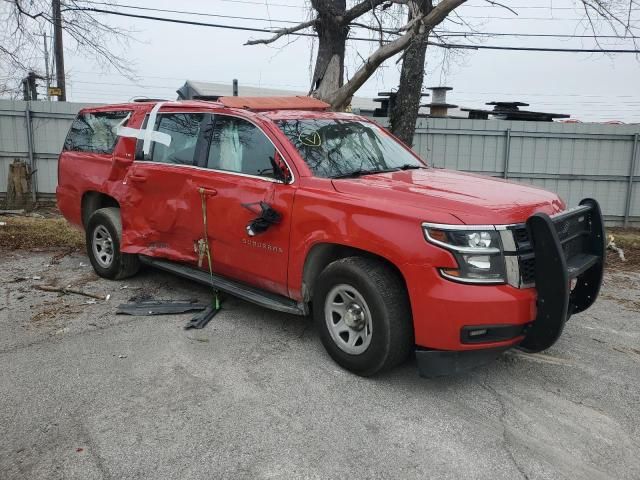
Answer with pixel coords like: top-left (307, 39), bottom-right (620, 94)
top-left (310, 0), bottom-right (348, 106)
top-left (389, 1), bottom-right (432, 146)
top-left (5, 159), bottom-right (33, 210)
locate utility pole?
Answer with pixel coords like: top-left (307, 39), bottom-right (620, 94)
top-left (43, 34), bottom-right (51, 101)
top-left (52, 0), bottom-right (66, 101)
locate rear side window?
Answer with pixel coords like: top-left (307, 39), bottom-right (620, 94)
top-left (142, 113), bottom-right (206, 166)
top-left (64, 111), bottom-right (130, 154)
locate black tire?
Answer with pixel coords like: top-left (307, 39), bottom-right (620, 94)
top-left (86, 207), bottom-right (140, 280)
top-left (313, 256), bottom-right (414, 376)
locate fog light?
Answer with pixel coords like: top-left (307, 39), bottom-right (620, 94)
top-left (468, 329), bottom-right (488, 337)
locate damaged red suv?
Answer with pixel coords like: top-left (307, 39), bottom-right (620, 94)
top-left (57, 96), bottom-right (605, 377)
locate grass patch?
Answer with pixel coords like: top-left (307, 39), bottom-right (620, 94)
top-left (0, 215), bottom-right (84, 250)
top-left (1, 213), bottom-right (639, 273)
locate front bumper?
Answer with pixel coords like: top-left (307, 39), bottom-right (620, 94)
top-left (518, 198), bottom-right (605, 352)
top-left (411, 198), bottom-right (605, 377)
top-left (416, 347), bottom-right (510, 378)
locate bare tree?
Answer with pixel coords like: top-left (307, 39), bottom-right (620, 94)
top-left (247, 0), bottom-right (638, 141)
top-left (0, 0), bottom-right (133, 97)
top-left (246, 0), bottom-right (466, 110)
top-left (389, 0), bottom-right (432, 145)
top-left (390, 0), bottom-right (640, 145)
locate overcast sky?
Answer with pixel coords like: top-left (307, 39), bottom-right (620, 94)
top-left (58, 0), bottom-right (640, 123)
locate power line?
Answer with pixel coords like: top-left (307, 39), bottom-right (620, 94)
top-left (75, 1), bottom-right (304, 24)
top-left (438, 30), bottom-right (640, 39)
top-left (428, 41), bottom-right (640, 53)
top-left (80, 7), bottom-right (640, 53)
top-left (77, 1), bottom-right (640, 40)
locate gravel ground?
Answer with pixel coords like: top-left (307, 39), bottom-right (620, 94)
top-left (1, 249), bottom-right (639, 480)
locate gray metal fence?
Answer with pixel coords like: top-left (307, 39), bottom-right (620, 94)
top-left (0, 100), bottom-right (94, 198)
top-left (402, 117), bottom-right (640, 226)
top-left (1, 100), bottom-right (639, 226)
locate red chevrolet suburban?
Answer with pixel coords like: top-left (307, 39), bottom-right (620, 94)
top-left (56, 96), bottom-right (605, 377)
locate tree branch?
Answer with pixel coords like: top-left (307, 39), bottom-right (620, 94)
top-left (244, 19), bottom-right (316, 46)
top-left (483, 0), bottom-right (518, 16)
top-left (328, 0), bottom-right (466, 109)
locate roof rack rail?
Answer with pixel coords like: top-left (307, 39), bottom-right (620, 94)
top-left (217, 96), bottom-right (330, 112)
top-left (192, 95), bottom-right (222, 101)
top-left (132, 98), bottom-right (169, 103)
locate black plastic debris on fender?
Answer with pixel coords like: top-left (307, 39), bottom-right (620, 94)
top-left (116, 300), bottom-right (208, 316)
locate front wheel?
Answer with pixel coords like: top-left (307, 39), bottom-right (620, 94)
top-left (313, 257), bottom-right (414, 376)
top-left (86, 207), bottom-right (140, 280)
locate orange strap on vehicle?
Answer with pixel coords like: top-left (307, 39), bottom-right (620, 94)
top-left (199, 187), bottom-right (221, 311)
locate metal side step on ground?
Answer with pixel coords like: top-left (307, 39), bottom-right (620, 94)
top-left (139, 255), bottom-right (306, 316)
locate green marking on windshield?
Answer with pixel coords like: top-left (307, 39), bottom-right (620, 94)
top-left (298, 131), bottom-right (321, 147)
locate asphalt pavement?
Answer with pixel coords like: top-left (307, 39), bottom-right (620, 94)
top-left (1, 250), bottom-right (639, 479)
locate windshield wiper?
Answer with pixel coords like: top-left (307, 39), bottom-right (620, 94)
top-left (331, 168), bottom-right (398, 179)
top-left (397, 164), bottom-right (424, 170)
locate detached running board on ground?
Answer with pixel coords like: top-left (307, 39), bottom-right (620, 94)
top-left (139, 256), bottom-right (306, 316)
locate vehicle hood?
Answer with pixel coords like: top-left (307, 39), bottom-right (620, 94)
top-left (331, 168), bottom-right (565, 225)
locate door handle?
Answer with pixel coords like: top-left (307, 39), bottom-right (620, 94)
top-left (199, 187), bottom-right (217, 197)
top-left (128, 174), bottom-right (147, 183)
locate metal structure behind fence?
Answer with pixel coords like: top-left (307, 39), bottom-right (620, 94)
top-left (1, 100), bottom-right (638, 226)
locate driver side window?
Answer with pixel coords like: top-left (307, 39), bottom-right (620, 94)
top-left (207, 115), bottom-right (276, 178)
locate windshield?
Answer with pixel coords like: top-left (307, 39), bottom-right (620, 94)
top-left (276, 119), bottom-right (425, 178)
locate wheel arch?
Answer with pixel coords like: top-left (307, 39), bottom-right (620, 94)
top-left (301, 242), bottom-right (410, 307)
top-left (81, 191), bottom-right (120, 228)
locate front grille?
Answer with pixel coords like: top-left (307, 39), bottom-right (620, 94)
top-left (513, 227), bottom-right (530, 248)
top-left (510, 206), bottom-right (593, 287)
top-left (519, 256), bottom-right (536, 285)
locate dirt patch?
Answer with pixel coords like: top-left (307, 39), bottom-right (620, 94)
top-left (599, 293), bottom-right (640, 312)
top-left (0, 215), bottom-right (84, 250)
top-left (30, 300), bottom-right (87, 323)
top-left (606, 228), bottom-right (640, 271)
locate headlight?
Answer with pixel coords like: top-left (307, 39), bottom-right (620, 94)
top-left (422, 224), bottom-right (506, 284)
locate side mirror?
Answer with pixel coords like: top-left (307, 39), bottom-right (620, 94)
top-left (273, 151), bottom-right (292, 184)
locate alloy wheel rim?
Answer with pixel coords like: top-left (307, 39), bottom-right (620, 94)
top-left (324, 284), bottom-right (373, 355)
top-left (92, 225), bottom-right (114, 268)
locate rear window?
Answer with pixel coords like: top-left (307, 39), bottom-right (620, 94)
top-left (64, 111), bottom-right (130, 154)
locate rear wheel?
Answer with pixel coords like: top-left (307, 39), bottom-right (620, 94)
top-left (313, 257), bottom-right (413, 376)
top-left (86, 207), bottom-right (140, 280)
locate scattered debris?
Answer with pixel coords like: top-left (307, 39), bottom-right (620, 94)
top-left (0, 209), bottom-right (26, 216)
top-left (75, 448), bottom-right (84, 453)
top-left (50, 248), bottom-right (75, 265)
top-left (8, 276), bottom-right (28, 283)
top-left (120, 285), bottom-right (141, 290)
top-left (32, 276), bottom-right (42, 280)
top-left (31, 301), bottom-right (85, 323)
top-left (118, 354), bottom-right (127, 359)
top-left (79, 262), bottom-right (88, 267)
top-left (184, 304), bottom-right (219, 330)
top-left (607, 234), bottom-right (626, 261)
top-left (35, 284), bottom-right (110, 301)
top-left (0, 221), bottom-right (6, 226)
top-left (127, 292), bottom-right (153, 303)
top-left (190, 335), bottom-right (210, 343)
top-left (116, 300), bottom-right (207, 316)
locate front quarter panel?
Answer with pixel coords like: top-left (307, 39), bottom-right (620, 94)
top-left (287, 177), bottom-right (460, 301)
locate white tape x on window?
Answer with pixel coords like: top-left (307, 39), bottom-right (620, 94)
top-left (116, 102), bottom-right (171, 154)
